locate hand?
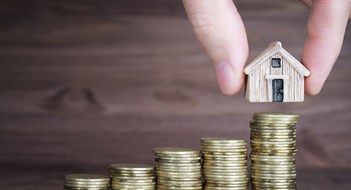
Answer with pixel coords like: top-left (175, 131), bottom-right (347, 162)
top-left (182, 0), bottom-right (351, 96)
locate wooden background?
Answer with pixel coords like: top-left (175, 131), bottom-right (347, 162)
top-left (0, 0), bottom-right (350, 189)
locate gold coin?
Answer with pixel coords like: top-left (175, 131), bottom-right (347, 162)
top-left (109, 171), bottom-right (153, 177)
top-left (158, 178), bottom-right (202, 184)
top-left (251, 142), bottom-right (296, 146)
top-left (201, 138), bottom-right (246, 144)
top-left (157, 184), bottom-right (203, 190)
top-left (253, 112), bottom-right (299, 118)
top-left (203, 157), bottom-right (247, 162)
top-left (111, 186), bottom-right (155, 190)
top-left (251, 147), bottom-right (296, 151)
top-left (203, 153), bottom-right (247, 158)
top-left (251, 173), bottom-right (296, 179)
top-left (154, 147), bottom-right (199, 156)
top-left (202, 148), bottom-right (247, 153)
top-left (252, 119), bottom-right (298, 123)
top-left (251, 170), bottom-right (296, 175)
top-left (155, 155), bottom-right (201, 160)
top-left (204, 159), bottom-right (247, 165)
top-left (250, 138), bottom-right (296, 143)
top-left (250, 127), bottom-right (296, 132)
top-left (112, 177), bottom-right (155, 182)
top-left (251, 119), bottom-right (297, 123)
top-left (156, 166), bottom-right (201, 172)
top-left (205, 178), bottom-right (249, 184)
top-left (251, 184), bottom-right (295, 189)
top-left (250, 131), bottom-right (296, 136)
top-left (203, 162), bottom-right (246, 167)
top-left (65, 174), bottom-right (109, 182)
top-left (201, 144), bottom-right (247, 148)
top-left (112, 175), bottom-right (154, 180)
top-left (64, 184), bottom-right (109, 188)
top-left (251, 120), bottom-right (297, 124)
top-left (156, 163), bottom-right (202, 168)
top-left (156, 171), bottom-right (202, 178)
top-left (250, 131), bottom-right (296, 135)
top-left (205, 182), bottom-right (248, 188)
top-left (250, 136), bottom-right (296, 141)
top-left (64, 186), bottom-right (109, 190)
top-left (202, 150), bottom-right (247, 155)
top-left (64, 180), bottom-right (109, 185)
top-left (204, 166), bottom-right (247, 170)
top-left (204, 186), bottom-right (248, 190)
top-left (250, 154), bottom-right (296, 160)
top-left (155, 158), bottom-right (201, 164)
top-left (109, 163), bottom-right (154, 172)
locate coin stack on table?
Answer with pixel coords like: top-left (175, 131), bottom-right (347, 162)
top-left (109, 163), bottom-right (156, 190)
top-left (154, 147), bottom-right (203, 190)
top-left (201, 138), bottom-right (249, 190)
top-left (250, 113), bottom-right (299, 190)
top-left (64, 174), bottom-right (110, 190)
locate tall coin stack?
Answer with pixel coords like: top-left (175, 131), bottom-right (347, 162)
top-left (250, 113), bottom-right (299, 190)
top-left (64, 174), bottom-right (110, 190)
top-left (154, 147), bottom-right (203, 190)
top-left (109, 163), bottom-right (156, 190)
top-left (201, 138), bottom-right (249, 190)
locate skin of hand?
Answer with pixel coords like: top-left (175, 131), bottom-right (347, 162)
top-left (182, 0), bottom-right (351, 96)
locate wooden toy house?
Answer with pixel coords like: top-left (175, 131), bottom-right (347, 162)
top-left (244, 41), bottom-right (310, 102)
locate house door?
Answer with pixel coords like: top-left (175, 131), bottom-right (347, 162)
top-left (272, 79), bottom-right (284, 102)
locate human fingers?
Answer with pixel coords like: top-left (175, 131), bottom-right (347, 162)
top-left (182, 0), bottom-right (249, 95)
top-left (302, 0), bottom-right (350, 95)
top-left (301, 0), bottom-right (351, 18)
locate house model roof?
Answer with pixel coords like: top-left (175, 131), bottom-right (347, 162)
top-left (244, 41), bottom-right (310, 76)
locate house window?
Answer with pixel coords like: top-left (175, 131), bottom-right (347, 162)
top-left (272, 58), bottom-right (281, 68)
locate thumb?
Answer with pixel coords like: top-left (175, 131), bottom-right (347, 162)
top-left (182, 0), bottom-right (249, 95)
top-left (302, 0), bottom-right (350, 95)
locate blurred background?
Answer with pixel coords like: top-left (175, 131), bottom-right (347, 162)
top-left (0, 0), bottom-right (350, 189)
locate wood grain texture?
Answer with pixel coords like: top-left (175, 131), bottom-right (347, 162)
top-left (0, 0), bottom-right (350, 189)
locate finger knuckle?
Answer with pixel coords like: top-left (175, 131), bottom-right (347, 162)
top-left (191, 15), bottom-right (216, 38)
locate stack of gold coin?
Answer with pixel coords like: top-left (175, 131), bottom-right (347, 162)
top-left (250, 112), bottom-right (299, 190)
top-left (154, 147), bottom-right (203, 190)
top-left (109, 163), bottom-right (156, 190)
top-left (64, 174), bottom-right (110, 190)
top-left (201, 138), bottom-right (249, 190)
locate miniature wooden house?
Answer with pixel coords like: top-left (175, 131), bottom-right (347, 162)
top-left (244, 41), bottom-right (310, 102)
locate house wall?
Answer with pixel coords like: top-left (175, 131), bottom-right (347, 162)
top-left (281, 53), bottom-right (305, 102)
top-left (245, 53), bottom-right (304, 102)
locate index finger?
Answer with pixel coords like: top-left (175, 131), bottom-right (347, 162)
top-left (182, 0), bottom-right (249, 95)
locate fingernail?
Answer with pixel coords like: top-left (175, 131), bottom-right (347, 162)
top-left (214, 61), bottom-right (235, 94)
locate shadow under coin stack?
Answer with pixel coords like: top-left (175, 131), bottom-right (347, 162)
top-left (250, 113), bottom-right (299, 190)
top-left (64, 174), bottom-right (110, 190)
top-left (109, 163), bottom-right (156, 190)
top-left (201, 138), bottom-right (249, 190)
top-left (154, 147), bottom-right (203, 190)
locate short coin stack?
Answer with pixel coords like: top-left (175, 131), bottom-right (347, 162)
top-left (109, 163), bottom-right (156, 190)
top-left (201, 138), bottom-right (249, 190)
top-left (250, 113), bottom-right (299, 190)
top-left (154, 147), bottom-right (203, 190)
top-left (64, 174), bottom-right (110, 190)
